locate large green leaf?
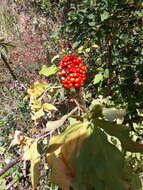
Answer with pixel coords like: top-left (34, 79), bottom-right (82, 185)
top-left (94, 119), bottom-right (143, 153)
top-left (73, 127), bottom-right (141, 190)
top-left (39, 65), bottom-right (58, 77)
top-left (103, 108), bottom-right (126, 121)
top-left (47, 122), bottom-right (89, 153)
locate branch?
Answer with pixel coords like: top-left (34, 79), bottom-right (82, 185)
top-left (0, 156), bottom-right (21, 177)
top-left (1, 53), bottom-right (17, 80)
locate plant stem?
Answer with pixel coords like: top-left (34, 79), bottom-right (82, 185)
top-left (76, 87), bottom-right (89, 113)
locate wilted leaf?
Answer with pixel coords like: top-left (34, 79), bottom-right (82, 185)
top-left (85, 48), bottom-right (91, 53)
top-left (30, 99), bottom-right (42, 111)
top-left (39, 65), bottom-right (58, 77)
top-left (47, 149), bottom-right (71, 190)
top-left (92, 44), bottom-right (100, 48)
top-left (93, 73), bottom-right (103, 84)
top-left (31, 159), bottom-right (40, 190)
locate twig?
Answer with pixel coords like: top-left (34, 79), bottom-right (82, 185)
top-left (1, 53), bottom-right (17, 80)
top-left (35, 106), bottom-right (79, 137)
top-left (0, 156), bottom-right (21, 177)
top-left (39, 85), bottom-right (62, 100)
top-left (5, 178), bottom-right (19, 190)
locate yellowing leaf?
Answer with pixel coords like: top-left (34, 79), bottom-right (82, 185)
top-left (22, 140), bottom-right (40, 190)
top-left (39, 65), bottom-right (58, 77)
top-left (47, 149), bottom-right (71, 190)
top-left (30, 99), bottom-right (42, 111)
top-left (31, 159), bottom-right (40, 190)
top-left (32, 108), bottom-right (44, 120)
top-left (46, 123), bottom-right (90, 190)
top-left (42, 103), bottom-right (57, 112)
top-left (27, 81), bottom-right (48, 99)
top-left (47, 122), bottom-right (89, 153)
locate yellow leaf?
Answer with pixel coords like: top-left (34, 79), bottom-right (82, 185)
top-left (31, 159), bottom-right (40, 190)
top-left (22, 140), bottom-right (40, 190)
top-left (42, 103), bottom-right (57, 112)
top-left (32, 108), bottom-right (44, 120)
top-left (85, 48), bottom-right (91, 53)
top-left (27, 81), bottom-right (48, 99)
top-left (30, 99), bottom-right (42, 111)
top-left (92, 44), bottom-right (100, 48)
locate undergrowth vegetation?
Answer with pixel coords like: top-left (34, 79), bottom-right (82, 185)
top-left (0, 0), bottom-right (143, 190)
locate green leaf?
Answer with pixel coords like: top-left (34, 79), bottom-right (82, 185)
top-left (46, 107), bottom-right (79, 132)
top-left (104, 68), bottom-right (109, 78)
top-left (74, 127), bottom-right (141, 190)
top-left (39, 65), bottom-right (58, 77)
top-left (103, 108), bottom-right (126, 121)
top-left (93, 73), bottom-right (103, 84)
top-left (94, 119), bottom-right (143, 154)
top-left (87, 14), bottom-right (95, 19)
top-left (46, 115), bottom-right (70, 132)
top-left (88, 22), bottom-right (96, 26)
top-left (72, 41), bottom-right (81, 48)
top-left (101, 11), bottom-right (110, 21)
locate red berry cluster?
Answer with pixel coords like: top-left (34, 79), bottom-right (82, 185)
top-left (58, 54), bottom-right (87, 88)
